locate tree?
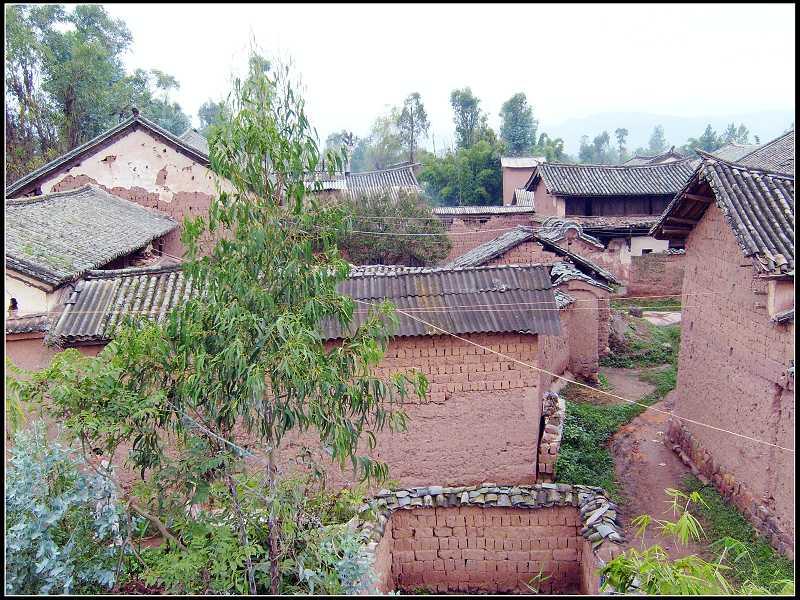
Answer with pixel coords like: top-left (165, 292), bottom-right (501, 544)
top-left (349, 111), bottom-right (404, 172)
top-left (13, 52), bottom-right (426, 594)
top-left (647, 125), bottom-right (668, 154)
top-left (419, 139), bottom-right (502, 206)
top-left (681, 124), bottom-right (722, 154)
top-left (578, 131), bottom-right (616, 164)
top-left (396, 92), bottom-right (430, 163)
top-left (450, 87), bottom-right (487, 150)
top-left (722, 122), bottom-right (750, 145)
top-left (499, 92), bottom-right (538, 156)
top-left (337, 190), bottom-right (451, 266)
top-left (614, 128), bottom-right (629, 163)
top-left (197, 99), bottom-right (227, 135)
top-left (533, 132), bottom-right (567, 162)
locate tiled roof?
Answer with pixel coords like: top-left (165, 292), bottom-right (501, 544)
top-left (709, 142), bottom-right (760, 162)
top-left (653, 155), bottom-right (794, 275)
top-left (178, 128), bottom-right (210, 155)
top-left (6, 114), bottom-right (210, 197)
top-left (622, 148), bottom-right (686, 166)
top-left (443, 225), bottom-right (618, 287)
top-left (6, 186), bottom-right (178, 287)
top-left (501, 156), bottom-right (545, 168)
top-left (535, 217), bottom-right (604, 249)
top-left (772, 308), bottom-right (794, 324)
top-left (329, 264), bottom-right (561, 339)
top-left (432, 205), bottom-right (535, 216)
top-left (5, 312), bottom-right (50, 335)
top-left (512, 189), bottom-right (535, 207)
top-left (528, 160), bottom-right (696, 197)
top-left (49, 263), bottom-right (562, 345)
top-left (561, 215), bottom-right (659, 235)
top-left (554, 289), bottom-right (576, 309)
top-left (737, 130), bottom-right (794, 174)
top-left (305, 164), bottom-right (422, 199)
top-left (550, 261), bottom-right (611, 291)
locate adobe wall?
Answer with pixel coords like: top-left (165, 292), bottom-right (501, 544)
top-left (5, 338), bottom-right (105, 371)
top-left (560, 280), bottom-right (611, 381)
top-left (442, 214), bottom-right (534, 263)
top-left (502, 167), bottom-right (535, 206)
top-left (360, 483), bottom-right (624, 594)
top-left (35, 128), bottom-right (231, 258)
top-left (530, 181), bottom-right (565, 217)
top-left (279, 332), bottom-right (545, 489)
top-left (627, 252), bottom-right (687, 297)
top-left (667, 204), bottom-right (795, 558)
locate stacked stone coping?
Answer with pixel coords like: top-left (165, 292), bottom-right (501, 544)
top-left (355, 482), bottom-right (626, 593)
top-left (538, 391), bottom-right (566, 482)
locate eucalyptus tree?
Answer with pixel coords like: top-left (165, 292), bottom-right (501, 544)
top-left (396, 92), bottom-right (430, 162)
top-left (14, 51), bottom-right (426, 594)
top-left (499, 92), bottom-right (537, 156)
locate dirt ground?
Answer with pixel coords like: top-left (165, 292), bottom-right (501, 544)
top-left (605, 378), bottom-right (708, 559)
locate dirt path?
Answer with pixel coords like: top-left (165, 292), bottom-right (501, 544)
top-left (610, 389), bottom-right (707, 559)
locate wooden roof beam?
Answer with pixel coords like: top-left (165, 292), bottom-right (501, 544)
top-left (684, 192), bottom-right (714, 203)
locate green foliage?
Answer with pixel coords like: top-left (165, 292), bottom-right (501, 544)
top-left (137, 474), bottom-right (374, 594)
top-left (601, 488), bottom-right (794, 595)
top-left (681, 124), bottom-right (722, 155)
top-left (449, 87), bottom-right (491, 150)
top-left (5, 423), bottom-right (130, 594)
top-left (418, 139), bottom-right (502, 206)
top-left (722, 122), bottom-right (751, 145)
top-left (614, 128), bottom-right (629, 163)
top-left (499, 92), bottom-right (538, 156)
top-left (349, 111), bottom-right (405, 172)
top-left (579, 131), bottom-right (617, 164)
top-left (611, 297), bottom-right (682, 311)
top-left (683, 475), bottom-right (794, 590)
top-left (600, 322), bottom-right (680, 368)
top-left (532, 132), bottom-right (568, 162)
top-left (648, 124), bottom-right (668, 154)
top-left (4, 4), bottom-right (191, 182)
top-left (396, 92), bottom-right (430, 163)
top-left (337, 190), bottom-right (452, 266)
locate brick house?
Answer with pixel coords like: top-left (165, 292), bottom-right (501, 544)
top-left (652, 147), bottom-right (794, 558)
top-left (47, 262), bottom-right (567, 488)
top-left (500, 156), bottom-right (545, 206)
top-left (5, 185), bottom-right (177, 368)
top-left (444, 223), bottom-right (617, 382)
top-left (520, 160), bottom-right (695, 294)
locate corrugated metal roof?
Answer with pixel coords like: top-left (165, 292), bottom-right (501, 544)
top-left (6, 115), bottom-right (210, 197)
top-left (305, 164), bottom-right (422, 199)
top-left (49, 263), bottom-right (561, 345)
top-left (6, 185), bottom-right (178, 287)
top-left (432, 205), bottom-right (534, 216)
top-left (178, 128), bottom-right (210, 155)
top-left (501, 156), bottom-right (545, 168)
top-left (737, 130), bottom-right (794, 174)
top-left (5, 313), bottom-right (50, 335)
top-left (653, 155), bottom-right (794, 275)
top-left (512, 189), bottom-right (535, 207)
top-left (530, 160), bottom-right (696, 197)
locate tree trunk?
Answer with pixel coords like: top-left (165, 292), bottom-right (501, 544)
top-left (266, 447), bottom-right (280, 594)
top-left (226, 474), bottom-right (258, 594)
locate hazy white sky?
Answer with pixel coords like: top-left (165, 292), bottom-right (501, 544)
top-left (99, 3), bottom-right (795, 148)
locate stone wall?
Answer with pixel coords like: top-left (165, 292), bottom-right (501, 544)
top-left (537, 392), bottom-right (565, 483)
top-left (669, 203), bottom-right (795, 558)
top-left (359, 483), bottom-right (624, 594)
top-left (627, 252), bottom-right (687, 298)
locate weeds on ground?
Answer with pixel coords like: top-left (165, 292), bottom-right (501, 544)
top-left (601, 322), bottom-right (680, 368)
top-left (682, 475), bottom-right (794, 591)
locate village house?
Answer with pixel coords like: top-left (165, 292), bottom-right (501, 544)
top-left (621, 146), bottom-right (686, 166)
top-left (46, 262), bottom-right (571, 488)
top-left (519, 160), bottom-right (696, 295)
top-left (304, 161), bottom-right (423, 200)
top-left (651, 136), bottom-right (795, 558)
top-left (500, 156), bottom-right (545, 206)
top-left (5, 185), bottom-right (177, 369)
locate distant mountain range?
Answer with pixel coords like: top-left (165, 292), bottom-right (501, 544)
top-left (544, 110), bottom-right (794, 155)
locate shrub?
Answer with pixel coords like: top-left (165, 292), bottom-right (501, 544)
top-left (337, 190), bottom-right (451, 266)
top-left (5, 423), bottom-right (130, 594)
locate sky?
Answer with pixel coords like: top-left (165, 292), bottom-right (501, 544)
top-left (98, 3), bottom-right (795, 150)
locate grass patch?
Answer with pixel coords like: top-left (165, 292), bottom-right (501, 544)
top-left (638, 364), bottom-right (677, 401)
top-left (683, 475), bottom-right (794, 591)
top-left (601, 321), bottom-right (680, 369)
top-left (611, 297), bottom-right (682, 311)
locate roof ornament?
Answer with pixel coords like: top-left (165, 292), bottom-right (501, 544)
top-left (131, 106), bottom-right (140, 117)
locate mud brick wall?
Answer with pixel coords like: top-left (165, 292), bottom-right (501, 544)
top-left (280, 332), bottom-right (545, 489)
top-left (669, 203), bottom-right (794, 558)
top-left (442, 214), bottom-right (534, 263)
top-left (537, 393), bottom-right (565, 482)
top-left (360, 483), bottom-right (624, 595)
top-left (627, 252), bottom-right (686, 297)
top-left (391, 506), bottom-right (582, 593)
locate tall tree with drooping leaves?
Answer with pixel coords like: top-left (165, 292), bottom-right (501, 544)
top-left (579, 131), bottom-right (616, 164)
top-left (450, 87), bottom-right (489, 150)
top-left (499, 92), bottom-right (538, 156)
top-left (197, 99), bottom-right (227, 135)
top-left (349, 111), bottom-right (405, 172)
top-left (614, 128), bottom-right (629, 163)
top-left (647, 125), bottom-right (668, 154)
top-left (396, 92), bottom-right (430, 163)
top-left (12, 50), bottom-right (426, 594)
